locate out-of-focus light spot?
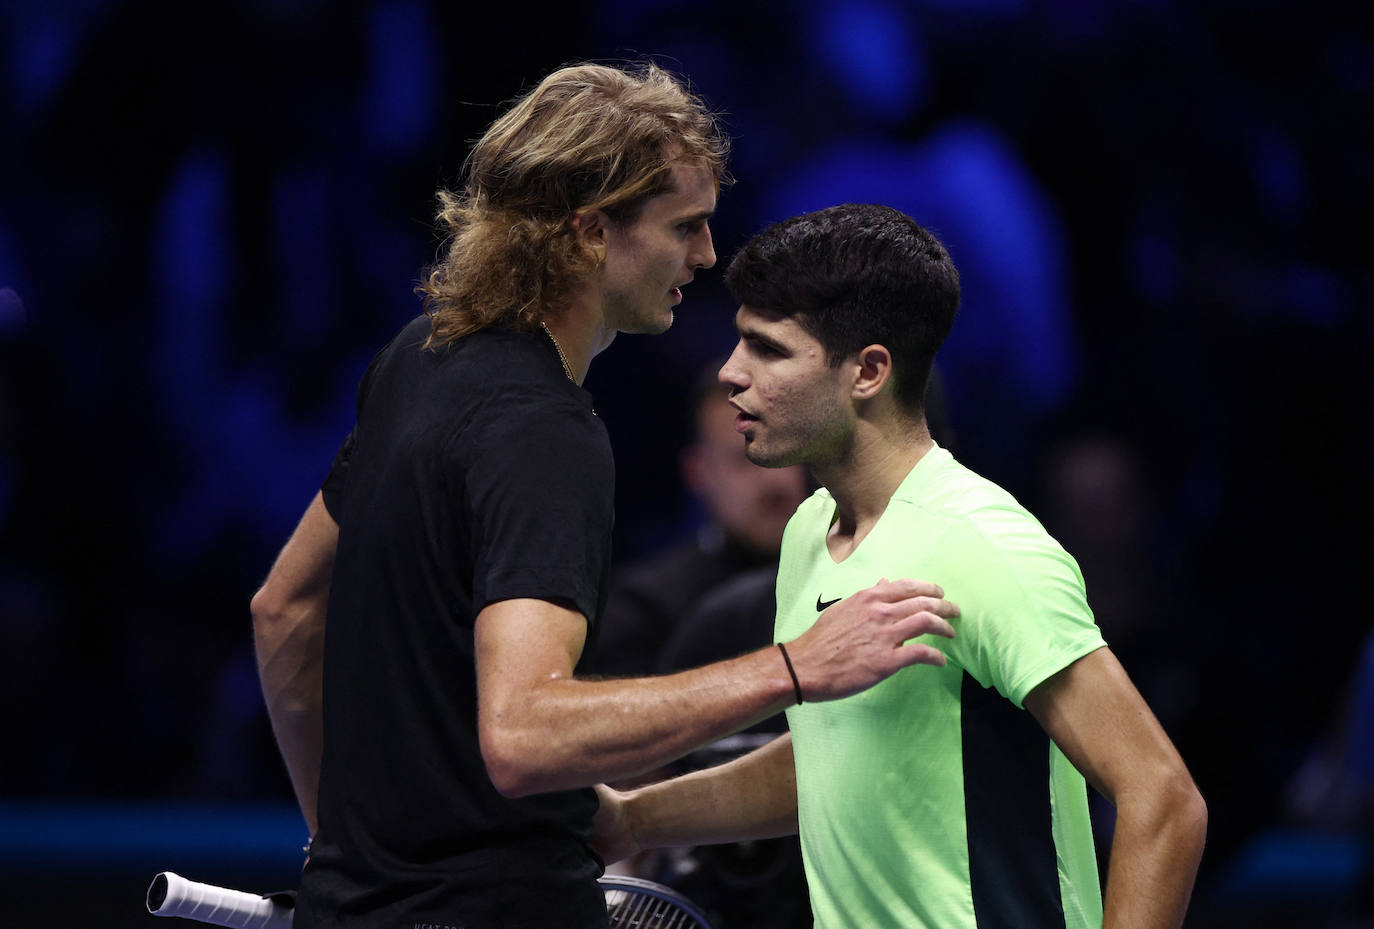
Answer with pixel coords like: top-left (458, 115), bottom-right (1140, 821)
top-left (151, 150), bottom-right (233, 448)
top-left (1279, 266), bottom-right (1345, 327)
top-left (1248, 126), bottom-right (1306, 224)
top-left (271, 165), bottom-right (336, 343)
top-left (6, 14), bottom-right (76, 114)
top-left (807, 0), bottom-right (926, 122)
top-left (1130, 234), bottom-right (1180, 305)
top-left (1210, 829), bottom-right (1369, 903)
top-left (363, 0), bottom-right (436, 158)
top-left (0, 288), bottom-right (25, 335)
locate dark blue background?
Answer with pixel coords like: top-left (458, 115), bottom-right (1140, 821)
top-left (1, 0), bottom-right (1370, 925)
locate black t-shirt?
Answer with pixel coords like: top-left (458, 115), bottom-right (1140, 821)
top-left (297, 316), bottom-right (614, 929)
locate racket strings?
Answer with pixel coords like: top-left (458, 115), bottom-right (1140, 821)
top-left (605, 887), bottom-right (704, 929)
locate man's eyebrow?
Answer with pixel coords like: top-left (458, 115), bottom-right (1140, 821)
top-left (738, 327), bottom-right (787, 353)
top-left (677, 208), bottom-right (715, 224)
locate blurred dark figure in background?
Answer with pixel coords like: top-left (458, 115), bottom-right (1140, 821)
top-left (1038, 435), bottom-right (1197, 711)
top-left (582, 359), bottom-right (809, 678)
top-left (584, 359), bottom-right (808, 928)
top-left (1035, 432), bottom-right (1199, 870)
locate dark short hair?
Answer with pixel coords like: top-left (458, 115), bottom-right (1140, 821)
top-left (724, 203), bottom-right (960, 413)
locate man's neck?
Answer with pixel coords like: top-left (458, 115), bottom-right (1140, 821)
top-left (541, 294), bottom-right (615, 385)
top-left (814, 421), bottom-right (933, 562)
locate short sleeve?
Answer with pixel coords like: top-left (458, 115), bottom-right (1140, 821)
top-left (320, 341), bottom-right (391, 520)
top-left (320, 428), bottom-right (356, 520)
top-left (936, 510), bottom-right (1106, 707)
top-left (459, 394), bottom-right (615, 626)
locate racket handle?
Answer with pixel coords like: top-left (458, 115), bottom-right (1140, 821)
top-left (147, 872), bottom-right (293, 929)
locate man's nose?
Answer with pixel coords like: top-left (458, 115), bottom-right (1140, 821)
top-left (692, 226), bottom-right (717, 271)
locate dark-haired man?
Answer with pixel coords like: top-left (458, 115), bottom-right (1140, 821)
top-left (595, 204), bottom-right (1207, 929)
top-left (252, 66), bottom-right (959, 929)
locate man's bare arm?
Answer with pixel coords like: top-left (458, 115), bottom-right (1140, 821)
top-left (251, 492), bottom-right (336, 834)
top-left (1026, 647), bottom-right (1207, 929)
top-left (476, 578), bottom-right (956, 797)
top-left (594, 733), bottom-right (798, 865)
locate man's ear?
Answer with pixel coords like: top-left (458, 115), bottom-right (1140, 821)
top-left (571, 210), bottom-right (609, 267)
top-left (851, 344), bottom-right (894, 401)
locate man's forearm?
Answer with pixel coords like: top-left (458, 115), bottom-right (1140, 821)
top-left (627, 733), bottom-right (798, 850)
top-left (1102, 774), bottom-right (1208, 929)
top-left (482, 641), bottom-right (799, 797)
top-left (254, 600), bottom-right (325, 835)
top-left (477, 579), bottom-right (956, 798)
top-left (251, 492), bottom-right (336, 836)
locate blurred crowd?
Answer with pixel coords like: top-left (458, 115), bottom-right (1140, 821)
top-left (1, 0), bottom-right (1370, 925)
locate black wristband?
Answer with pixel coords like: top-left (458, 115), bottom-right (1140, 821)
top-left (777, 642), bottom-right (804, 705)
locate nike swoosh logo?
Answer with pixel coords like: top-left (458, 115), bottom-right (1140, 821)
top-left (816, 595), bottom-right (841, 612)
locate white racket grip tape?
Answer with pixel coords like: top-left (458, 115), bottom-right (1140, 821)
top-left (147, 872), bottom-right (294, 929)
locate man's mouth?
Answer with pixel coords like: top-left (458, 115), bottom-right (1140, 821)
top-left (730, 402), bottom-right (759, 433)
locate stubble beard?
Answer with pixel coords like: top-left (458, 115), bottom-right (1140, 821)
top-left (605, 287), bottom-right (674, 335)
top-left (745, 415), bottom-right (852, 472)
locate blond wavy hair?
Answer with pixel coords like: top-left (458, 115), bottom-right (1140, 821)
top-left (419, 62), bottom-right (730, 348)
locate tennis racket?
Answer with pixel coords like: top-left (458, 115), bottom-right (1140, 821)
top-left (146, 872), bottom-right (293, 929)
top-left (601, 874), bottom-right (714, 928)
top-left (147, 871), bottom-right (714, 929)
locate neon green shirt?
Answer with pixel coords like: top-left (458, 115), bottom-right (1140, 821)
top-left (777, 444), bottom-right (1106, 929)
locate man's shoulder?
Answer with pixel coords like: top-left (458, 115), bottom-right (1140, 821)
top-left (787, 487), bottom-right (836, 528)
top-left (372, 318), bottom-right (556, 379)
top-left (893, 453), bottom-right (1047, 543)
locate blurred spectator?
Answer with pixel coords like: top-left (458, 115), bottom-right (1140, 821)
top-left (582, 359), bottom-right (809, 678)
top-left (1038, 432), bottom-right (1197, 732)
top-left (580, 356), bottom-right (808, 926)
top-left (1035, 431), bottom-right (1201, 873)
top-left (653, 566), bottom-right (811, 929)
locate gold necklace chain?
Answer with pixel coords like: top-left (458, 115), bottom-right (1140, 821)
top-left (540, 322), bottom-right (576, 383)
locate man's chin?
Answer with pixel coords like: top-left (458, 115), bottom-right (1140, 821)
top-left (744, 442), bottom-right (789, 470)
top-left (622, 311), bottom-right (674, 336)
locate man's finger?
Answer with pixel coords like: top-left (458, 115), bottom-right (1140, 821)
top-left (873, 577), bottom-right (945, 601)
top-left (901, 595), bottom-right (960, 618)
top-left (893, 642), bottom-right (949, 668)
top-left (892, 611), bottom-right (957, 641)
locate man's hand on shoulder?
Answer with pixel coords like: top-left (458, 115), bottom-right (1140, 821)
top-left (785, 578), bottom-right (958, 702)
